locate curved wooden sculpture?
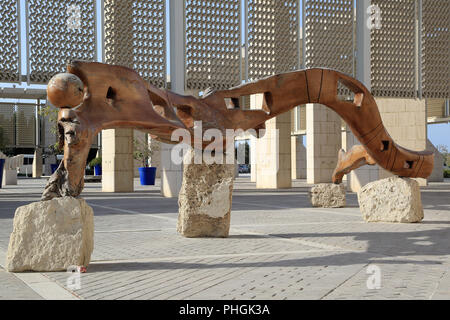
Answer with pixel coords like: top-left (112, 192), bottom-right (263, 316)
top-left (41, 61), bottom-right (434, 200)
top-left (332, 145), bottom-right (377, 184)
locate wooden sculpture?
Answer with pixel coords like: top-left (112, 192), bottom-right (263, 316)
top-left (332, 145), bottom-right (377, 184)
top-left (42, 61), bottom-right (434, 200)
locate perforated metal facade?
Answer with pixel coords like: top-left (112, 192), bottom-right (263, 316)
top-left (27, 0), bottom-right (96, 84)
top-left (421, 0), bottom-right (450, 99)
top-left (303, 0), bottom-right (354, 75)
top-left (427, 99), bottom-right (446, 118)
top-left (0, 103), bottom-right (16, 146)
top-left (371, 0), bottom-right (417, 98)
top-left (0, 1), bottom-right (20, 82)
top-left (247, 0), bottom-right (299, 81)
top-left (104, 0), bottom-right (166, 88)
top-left (16, 104), bottom-right (36, 147)
top-left (185, 0), bottom-right (241, 90)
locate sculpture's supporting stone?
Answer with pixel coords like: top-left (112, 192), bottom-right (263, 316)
top-left (309, 183), bottom-right (346, 208)
top-left (358, 177), bottom-right (424, 223)
top-left (177, 150), bottom-right (235, 238)
top-left (6, 197), bottom-right (94, 272)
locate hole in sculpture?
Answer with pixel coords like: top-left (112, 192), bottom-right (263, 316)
top-left (224, 92), bottom-right (271, 113)
top-left (106, 87), bottom-right (116, 100)
top-left (224, 97), bottom-right (241, 109)
top-left (381, 140), bottom-right (390, 151)
top-left (337, 79), bottom-right (356, 103)
top-left (148, 90), bottom-right (171, 117)
top-left (404, 160), bottom-right (414, 169)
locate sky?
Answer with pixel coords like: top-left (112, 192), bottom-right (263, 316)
top-left (428, 123), bottom-right (450, 150)
top-left (1, 0), bottom-right (448, 149)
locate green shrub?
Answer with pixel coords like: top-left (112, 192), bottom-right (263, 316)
top-left (88, 157), bottom-right (102, 167)
top-left (444, 169), bottom-right (450, 178)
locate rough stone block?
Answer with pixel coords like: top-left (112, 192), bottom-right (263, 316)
top-left (6, 197), bottom-right (94, 272)
top-left (309, 183), bottom-right (346, 208)
top-left (177, 151), bottom-right (235, 238)
top-left (358, 177), bottom-right (423, 223)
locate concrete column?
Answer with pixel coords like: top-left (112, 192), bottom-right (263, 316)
top-left (32, 148), bottom-right (43, 178)
top-left (160, 0), bottom-right (185, 198)
top-left (306, 104), bottom-right (341, 184)
top-left (346, 0), bottom-right (379, 192)
top-left (102, 0), bottom-right (134, 193)
top-left (250, 135), bottom-right (257, 182)
top-left (255, 112), bottom-right (291, 189)
top-left (249, 94), bottom-right (259, 183)
top-left (291, 135), bottom-right (306, 180)
top-left (102, 128), bottom-right (134, 192)
top-left (160, 142), bottom-right (183, 197)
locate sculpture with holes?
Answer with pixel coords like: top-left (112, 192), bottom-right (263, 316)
top-left (42, 61), bottom-right (434, 236)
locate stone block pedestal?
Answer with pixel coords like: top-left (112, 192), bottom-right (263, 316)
top-left (177, 150), bottom-right (235, 238)
top-left (309, 183), bottom-right (346, 208)
top-left (6, 197), bottom-right (94, 272)
top-left (358, 177), bottom-right (424, 223)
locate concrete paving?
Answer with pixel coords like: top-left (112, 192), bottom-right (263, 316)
top-left (0, 177), bottom-right (449, 300)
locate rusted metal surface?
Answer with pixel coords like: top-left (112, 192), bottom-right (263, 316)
top-left (42, 61), bottom-right (434, 200)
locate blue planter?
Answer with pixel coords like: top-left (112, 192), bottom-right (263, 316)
top-left (139, 167), bottom-right (156, 185)
top-left (50, 164), bottom-right (58, 174)
top-left (0, 159), bottom-right (4, 189)
top-left (94, 164), bottom-right (102, 176)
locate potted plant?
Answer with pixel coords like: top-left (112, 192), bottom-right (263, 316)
top-left (133, 135), bottom-right (158, 185)
top-left (88, 156), bottom-right (102, 176)
top-left (44, 142), bottom-right (63, 174)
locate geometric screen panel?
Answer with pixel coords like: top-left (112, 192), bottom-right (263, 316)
top-left (248, 0), bottom-right (299, 81)
top-left (28, 0), bottom-right (96, 84)
top-left (421, 0), bottom-right (450, 98)
top-left (104, 0), bottom-right (166, 87)
top-left (371, 0), bottom-right (417, 98)
top-left (0, 0), bottom-right (20, 82)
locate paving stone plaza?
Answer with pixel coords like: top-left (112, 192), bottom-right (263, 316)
top-left (0, 177), bottom-right (449, 300)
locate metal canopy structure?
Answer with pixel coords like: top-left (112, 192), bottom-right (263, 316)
top-left (0, 0), bottom-right (447, 97)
